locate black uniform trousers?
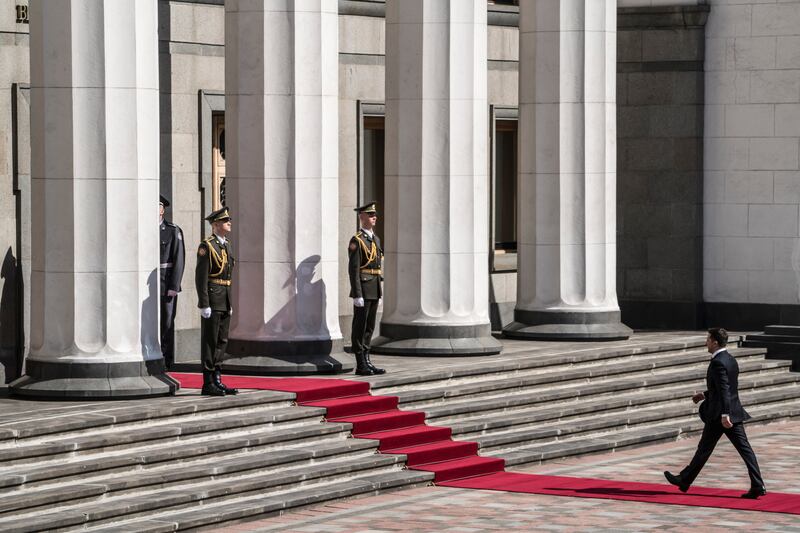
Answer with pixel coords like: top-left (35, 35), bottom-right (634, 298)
top-left (680, 421), bottom-right (765, 489)
top-left (160, 293), bottom-right (178, 366)
top-left (351, 299), bottom-right (379, 356)
top-left (201, 310), bottom-right (230, 372)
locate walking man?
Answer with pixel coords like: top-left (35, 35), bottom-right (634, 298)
top-left (159, 195), bottom-right (185, 369)
top-left (348, 202), bottom-right (386, 376)
top-left (664, 327), bottom-right (766, 498)
top-left (195, 206), bottom-right (238, 396)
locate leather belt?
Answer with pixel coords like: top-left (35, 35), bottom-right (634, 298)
top-left (160, 262), bottom-right (173, 268)
top-left (360, 268), bottom-right (382, 275)
top-left (209, 278), bottom-right (231, 286)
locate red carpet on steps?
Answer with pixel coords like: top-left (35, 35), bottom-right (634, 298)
top-left (441, 472), bottom-right (800, 514)
top-left (170, 372), bottom-right (504, 483)
top-left (170, 373), bottom-right (800, 514)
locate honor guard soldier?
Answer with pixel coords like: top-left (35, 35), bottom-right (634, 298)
top-left (159, 195), bottom-right (185, 369)
top-left (195, 206), bottom-right (239, 396)
top-left (348, 202), bottom-right (386, 376)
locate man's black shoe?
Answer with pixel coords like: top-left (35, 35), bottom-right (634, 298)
top-left (201, 383), bottom-right (226, 396)
top-left (355, 367), bottom-right (375, 376)
top-left (741, 487), bottom-right (767, 499)
top-left (365, 352), bottom-right (386, 375)
top-left (664, 471), bottom-right (689, 493)
top-left (214, 369), bottom-right (239, 395)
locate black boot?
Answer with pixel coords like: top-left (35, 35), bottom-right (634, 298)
top-left (355, 352), bottom-right (375, 376)
top-left (214, 368), bottom-right (239, 395)
top-left (201, 371), bottom-right (225, 396)
top-left (365, 351), bottom-right (385, 375)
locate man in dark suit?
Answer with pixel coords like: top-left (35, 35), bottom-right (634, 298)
top-left (195, 206), bottom-right (238, 396)
top-left (159, 195), bottom-right (185, 369)
top-left (348, 202), bottom-right (386, 376)
top-left (664, 327), bottom-right (766, 498)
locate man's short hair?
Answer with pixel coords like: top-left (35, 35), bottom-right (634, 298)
top-left (708, 327), bottom-right (728, 347)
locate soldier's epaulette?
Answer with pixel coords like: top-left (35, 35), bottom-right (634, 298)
top-left (163, 220), bottom-right (177, 227)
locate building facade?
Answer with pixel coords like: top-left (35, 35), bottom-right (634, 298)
top-left (1, 0), bottom-right (799, 388)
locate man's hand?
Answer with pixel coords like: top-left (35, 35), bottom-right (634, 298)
top-left (229, 306), bottom-right (234, 316)
top-left (353, 297), bottom-right (365, 308)
top-left (201, 307), bottom-right (212, 319)
top-left (167, 289), bottom-right (178, 297)
top-left (721, 414), bottom-right (733, 428)
top-left (692, 392), bottom-right (705, 404)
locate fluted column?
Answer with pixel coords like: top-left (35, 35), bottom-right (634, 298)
top-left (373, 0), bottom-right (501, 355)
top-left (225, 0), bottom-right (350, 373)
top-left (11, 0), bottom-right (176, 397)
top-left (504, 0), bottom-right (631, 340)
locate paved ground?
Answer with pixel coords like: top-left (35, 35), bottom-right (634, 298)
top-left (220, 420), bottom-right (800, 532)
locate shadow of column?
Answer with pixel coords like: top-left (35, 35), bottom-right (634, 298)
top-left (0, 248), bottom-right (22, 383)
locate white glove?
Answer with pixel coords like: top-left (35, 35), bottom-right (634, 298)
top-left (201, 307), bottom-right (212, 319)
top-left (353, 297), bottom-right (365, 308)
top-left (167, 289), bottom-right (178, 297)
top-left (229, 306), bottom-right (234, 316)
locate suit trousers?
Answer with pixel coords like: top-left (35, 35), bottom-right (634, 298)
top-left (200, 310), bottom-right (230, 372)
top-left (160, 293), bottom-right (178, 366)
top-left (351, 299), bottom-right (379, 356)
top-left (680, 421), bottom-right (764, 489)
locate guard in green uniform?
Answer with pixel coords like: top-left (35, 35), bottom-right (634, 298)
top-left (348, 202), bottom-right (386, 376)
top-left (195, 206), bottom-right (238, 396)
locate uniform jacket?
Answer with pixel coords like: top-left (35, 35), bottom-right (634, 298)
top-left (348, 228), bottom-right (382, 300)
top-left (699, 349), bottom-right (751, 425)
top-left (195, 234), bottom-right (235, 311)
top-left (159, 219), bottom-right (185, 295)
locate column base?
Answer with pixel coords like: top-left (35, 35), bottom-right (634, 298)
top-left (371, 323), bottom-right (502, 356)
top-left (224, 338), bottom-right (354, 375)
top-left (503, 309), bottom-right (633, 341)
top-left (9, 359), bottom-right (179, 399)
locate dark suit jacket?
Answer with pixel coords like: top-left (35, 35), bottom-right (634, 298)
top-left (159, 219), bottom-right (185, 295)
top-left (699, 349), bottom-right (751, 425)
top-left (348, 229), bottom-right (382, 300)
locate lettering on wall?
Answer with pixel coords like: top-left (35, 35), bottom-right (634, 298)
top-left (16, 5), bottom-right (29, 24)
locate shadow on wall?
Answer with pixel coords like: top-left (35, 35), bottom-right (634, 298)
top-left (0, 247), bottom-right (23, 383)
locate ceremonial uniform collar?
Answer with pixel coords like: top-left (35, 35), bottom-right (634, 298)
top-left (213, 233), bottom-right (227, 246)
top-left (360, 228), bottom-right (374, 239)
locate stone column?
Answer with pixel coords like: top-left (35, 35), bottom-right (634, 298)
top-left (11, 0), bottom-right (176, 397)
top-left (224, 0), bottom-right (350, 373)
top-left (504, 0), bottom-right (631, 340)
top-left (373, 0), bottom-right (501, 355)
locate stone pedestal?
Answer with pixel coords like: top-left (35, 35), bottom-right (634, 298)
top-left (11, 0), bottom-right (177, 397)
top-left (224, 0), bottom-right (351, 373)
top-left (504, 0), bottom-right (632, 341)
top-left (373, 0), bottom-right (501, 356)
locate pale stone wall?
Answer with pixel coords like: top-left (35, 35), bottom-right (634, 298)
top-left (0, 0), bottom-right (29, 383)
top-left (703, 1), bottom-right (800, 312)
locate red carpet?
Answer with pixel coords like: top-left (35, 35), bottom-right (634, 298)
top-left (441, 472), bottom-right (800, 514)
top-left (171, 373), bottom-right (799, 514)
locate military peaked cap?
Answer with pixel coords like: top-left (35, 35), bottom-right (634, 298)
top-left (205, 206), bottom-right (232, 222)
top-left (159, 195), bottom-right (170, 207)
top-left (354, 202), bottom-right (377, 214)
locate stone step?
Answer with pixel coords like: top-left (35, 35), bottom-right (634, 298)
top-left (0, 438), bottom-right (380, 516)
top-left (0, 454), bottom-right (416, 532)
top-left (425, 364), bottom-right (800, 428)
top-left (0, 390), bottom-right (294, 445)
top-left (764, 325), bottom-right (800, 336)
top-left (365, 337), bottom-right (709, 393)
top-left (392, 350), bottom-right (781, 409)
top-left (82, 469), bottom-right (434, 533)
top-left (471, 389), bottom-right (800, 454)
top-left (491, 399), bottom-right (800, 467)
top-left (0, 404), bottom-right (326, 467)
top-left (0, 421), bottom-right (353, 490)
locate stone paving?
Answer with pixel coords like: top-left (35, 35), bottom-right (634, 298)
top-left (220, 420), bottom-right (800, 532)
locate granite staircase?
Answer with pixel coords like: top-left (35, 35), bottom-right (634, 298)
top-left (366, 338), bottom-right (800, 467)
top-left (0, 390), bottom-right (431, 532)
top-left (743, 325), bottom-right (800, 371)
top-left (2, 335), bottom-right (799, 531)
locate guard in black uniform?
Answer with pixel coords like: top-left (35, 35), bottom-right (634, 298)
top-left (348, 202), bottom-right (386, 376)
top-left (195, 206), bottom-right (238, 396)
top-left (159, 195), bottom-right (185, 369)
